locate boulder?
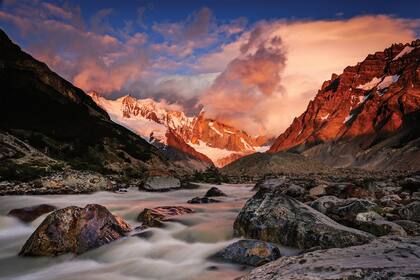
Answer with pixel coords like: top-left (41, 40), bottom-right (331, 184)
top-left (308, 184), bottom-right (327, 197)
top-left (187, 197), bottom-right (220, 204)
top-left (234, 190), bottom-right (374, 250)
top-left (240, 236), bottom-right (420, 280)
top-left (309, 196), bottom-right (377, 225)
top-left (8, 204), bottom-right (57, 223)
top-left (398, 201), bottom-right (420, 222)
top-left (137, 206), bottom-right (194, 228)
top-left (284, 184), bottom-right (306, 198)
top-left (356, 219), bottom-right (407, 237)
top-left (19, 204), bottom-right (132, 256)
top-left (215, 239), bottom-right (281, 266)
top-left (252, 177), bottom-right (286, 191)
top-left (394, 220), bottom-right (420, 236)
top-left (204, 187), bottom-right (227, 197)
top-left (139, 176), bottom-right (181, 192)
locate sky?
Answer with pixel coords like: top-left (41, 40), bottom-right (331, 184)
top-left (1, 0), bottom-right (420, 137)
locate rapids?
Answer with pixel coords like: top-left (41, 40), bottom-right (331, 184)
top-left (0, 183), bottom-right (298, 280)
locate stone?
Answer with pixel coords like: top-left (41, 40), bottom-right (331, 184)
top-left (356, 219), bottom-right (407, 237)
top-left (309, 196), bottom-right (377, 225)
top-left (8, 204), bottom-right (57, 223)
top-left (234, 190), bottom-right (374, 250)
top-left (204, 187), bottom-right (227, 197)
top-left (398, 201), bottom-right (420, 222)
top-left (19, 204), bottom-right (132, 256)
top-left (309, 184), bottom-right (327, 197)
top-left (284, 184), bottom-right (306, 198)
top-left (355, 211), bottom-right (384, 222)
top-left (215, 239), bottom-right (281, 266)
top-left (239, 236), bottom-right (420, 280)
top-left (252, 177), bottom-right (286, 192)
top-left (394, 220), bottom-right (420, 236)
top-left (137, 206), bottom-right (194, 228)
top-left (139, 176), bottom-right (181, 192)
top-left (187, 197), bottom-right (220, 204)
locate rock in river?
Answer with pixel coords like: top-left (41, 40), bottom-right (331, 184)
top-left (240, 236), bottom-right (420, 280)
top-left (234, 190), bottom-right (374, 250)
top-left (19, 204), bottom-right (132, 256)
top-left (137, 206), bottom-right (194, 228)
top-left (205, 187), bottom-right (227, 197)
top-left (8, 204), bottom-right (57, 223)
top-left (215, 239), bottom-right (281, 267)
top-left (187, 197), bottom-right (220, 204)
top-left (139, 176), bottom-right (181, 192)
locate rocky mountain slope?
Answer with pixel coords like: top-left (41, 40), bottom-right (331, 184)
top-left (89, 93), bottom-right (270, 167)
top-left (0, 29), bottom-right (205, 181)
top-left (223, 39), bottom-right (420, 178)
top-left (269, 39), bottom-right (420, 170)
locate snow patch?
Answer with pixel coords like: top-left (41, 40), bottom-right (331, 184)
top-left (320, 114), bottom-right (329, 121)
top-left (209, 122), bottom-right (223, 137)
top-left (188, 140), bottom-right (235, 163)
top-left (224, 129), bottom-right (234, 134)
top-left (377, 75), bottom-right (400, 90)
top-left (343, 114), bottom-right (354, 124)
top-left (240, 138), bottom-right (253, 150)
top-left (393, 46), bottom-right (414, 60)
top-left (255, 145), bottom-right (270, 153)
top-left (356, 77), bottom-right (381, 91)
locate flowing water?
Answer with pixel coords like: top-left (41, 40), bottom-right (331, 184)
top-left (0, 183), bottom-right (299, 280)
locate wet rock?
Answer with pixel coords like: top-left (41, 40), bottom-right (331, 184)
top-left (239, 236), bottom-right (420, 280)
top-left (398, 201), bottom-right (420, 222)
top-left (205, 187), bottom-right (227, 197)
top-left (181, 181), bottom-right (201, 189)
top-left (137, 206), bottom-right (194, 228)
top-left (310, 196), bottom-right (377, 225)
top-left (215, 239), bottom-right (281, 266)
top-left (187, 197), bottom-right (220, 204)
top-left (234, 190), bottom-right (374, 250)
top-left (139, 176), bottom-right (181, 192)
top-left (8, 204), bottom-right (57, 223)
top-left (19, 204), bottom-right (132, 256)
top-left (394, 220), bottom-right (420, 236)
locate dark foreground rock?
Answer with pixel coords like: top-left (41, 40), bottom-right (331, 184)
top-left (19, 204), bottom-right (132, 256)
top-left (399, 201), bottom-right (420, 222)
top-left (137, 206), bottom-right (194, 228)
top-left (187, 197), bottom-right (220, 204)
top-left (240, 236), bottom-right (420, 280)
top-left (215, 239), bottom-right (281, 267)
top-left (204, 187), bottom-right (227, 197)
top-left (394, 220), bottom-right (420, 236)
top-left (139, 176), bottom-right (181, 192)
top-left (8, 204), bottom-right (57, 223)
top-left (234, 190), bottom-right (374, 250)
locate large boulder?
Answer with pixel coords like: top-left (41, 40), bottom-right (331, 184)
top-left (214, 239), bottom-right (281, 266)
top-left (309, 196), bottom-right (377, 225)
top-left (234, 190), bottom-right (374, 250)
top-left (8, 204), bottom-right (57, 223)
top-left (137, 206), bottom-right (194, 228)
top-left (139, 176), bottom-right (181, 192)
top-left (240, 236), bottom-right (420, 280)
top-left (19, 204), bottom-right (132, 256)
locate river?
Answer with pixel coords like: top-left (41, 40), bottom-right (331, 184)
top-left (0, 183), bottom-right (297, 280)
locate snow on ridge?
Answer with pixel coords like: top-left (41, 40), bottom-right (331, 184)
top-left (240, 137), bottom-right (253, 150)
top-left (343, 114), bottom-right (354, 124)
top-left (393, 46), bottom-right (414, 61)
top-left (224, 129), bottom-right (234, 134)
top-left (356, 77), bottom-right (381, 91)
top-left (209, 122), bottom-right (223, 137)
top-left (377, 75), bottom-right (400, 90)
top-left (320, 114), bottom-right (329, 121)
top-left (188, 140), bottom-right (234, 164)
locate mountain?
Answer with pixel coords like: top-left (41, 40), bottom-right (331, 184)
top-left (268, 39), bottom-right (420, 170)
top-left (0, 29), bottom-right (203, 180)
top-left (89, 93), bottom-right (270, 167)
top-left (222, 39), bottom-right (420, 177)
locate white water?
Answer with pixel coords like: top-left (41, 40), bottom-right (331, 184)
top-left (0, 183), bottom-right (297, 280)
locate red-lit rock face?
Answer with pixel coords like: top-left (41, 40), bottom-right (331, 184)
top-left (269, 40), bottom-right (420, 154)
